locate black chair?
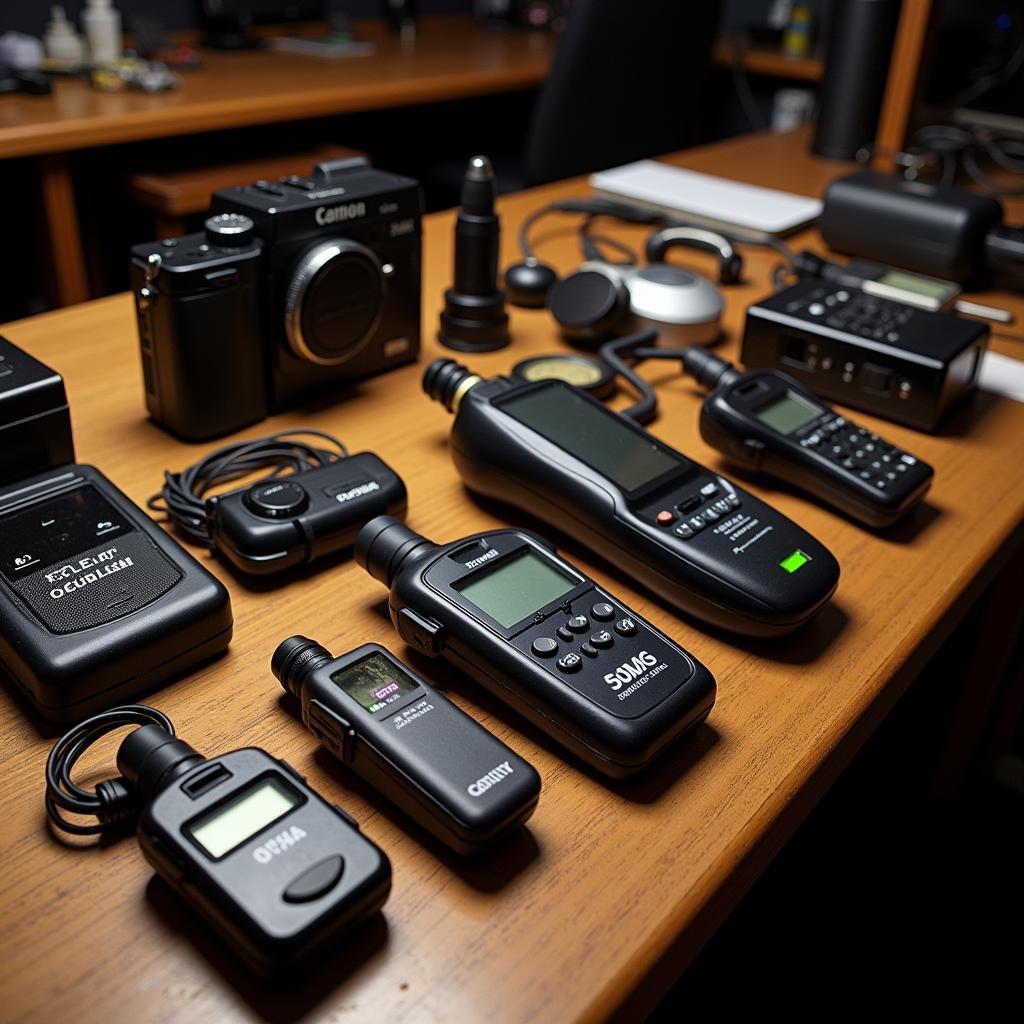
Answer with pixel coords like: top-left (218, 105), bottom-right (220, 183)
top-left (522, 0), bottom-right (722, 185)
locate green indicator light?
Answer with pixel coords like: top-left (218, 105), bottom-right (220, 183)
top-left (780, 550), bottom-right (810, 574)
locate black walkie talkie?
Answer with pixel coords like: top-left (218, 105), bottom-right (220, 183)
top-left (681, 348), bottom-right (934, 528)
top-left (354, 516), bottom-right (717, 779)
top-left (422, 359), bottom-right (839, 637)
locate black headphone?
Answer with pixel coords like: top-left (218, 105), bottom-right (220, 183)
top-left (504, 200), bottom-right (743, 316)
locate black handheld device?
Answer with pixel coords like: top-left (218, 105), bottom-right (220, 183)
top-left (273, 638), bottom-right (541, 854)
top-left (0, 337), bottom-right (232, 723)
top-left (421, 359), bottom-right (840, 637)
top-left (741, 277), bottom-right (989, 432)
top-left (681, 349), bottom-right (934, 528)
top-left (45, 707), bottom-right (391, 974)
top-left (152, 432), bottom-right (407, 577)
top-left (354, 517), bottom-right (717, 778)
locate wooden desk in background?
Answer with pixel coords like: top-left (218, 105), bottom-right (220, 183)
top-left (1, 128), bottom-right (1022, 1024)
top-left (0, 16), bottom-right (556, 308)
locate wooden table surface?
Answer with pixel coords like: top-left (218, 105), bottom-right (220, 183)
top-left (0, 17), bottom-right (555, 160)
top-left (1, 128), bottom-right (1023, 1024)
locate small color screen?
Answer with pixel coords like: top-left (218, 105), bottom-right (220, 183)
top-left (877, 270), bottom-right (951, 300)
top-left (780, 550), bottom-right (811, 574)
top-left (331, 652), bottom-right (420, 714)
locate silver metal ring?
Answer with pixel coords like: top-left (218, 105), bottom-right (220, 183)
top-left (284, 239), bottom-right (384, 367)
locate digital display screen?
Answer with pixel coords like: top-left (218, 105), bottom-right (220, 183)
top-left (331, 652), bottom-right (420, 715)
top-left (187, 777), bottom-right (298, 859)
top-left (456, 549), bottom-right (577, 628)
top-left (877, 270), bottom-right (951, 300)
top-left (753, 390), bottom-right (822, 435)
top-left (0, 485), bottom-right (129, 584)
top-left (500, 384), bottom-right (684, 493)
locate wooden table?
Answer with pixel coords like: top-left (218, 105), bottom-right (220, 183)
top-left (0, 16), bottom-right (555, 307)
top-left (2, 128), bottom-right (1022, 1024)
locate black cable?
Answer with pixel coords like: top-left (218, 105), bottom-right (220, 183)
top-left (45, 705), bottom-right (174, 836)
top-left (148, 429), bottom-right (348, 548)
top-left (598, 331), bottom-right (695, 423)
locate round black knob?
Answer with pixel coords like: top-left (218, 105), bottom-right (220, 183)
top-left (205, 212), bottom-right (255, 248)
top-left (244, 480), bottom-right (308, 519)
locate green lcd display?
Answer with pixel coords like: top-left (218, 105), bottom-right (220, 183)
top-left (331, 652), bottom-right (419, 715)
top-left (499, 385), bottom-right (683, 493)
top-left (457, 549), bottom-right (577, 628)
top-left (876, 270), bottom-right (951, 301)
top-left (187, 777), bottom-right (298, 859)
top-left (753, 390), bottom-right (823, 435)
top-left (780, 550), bottom-right (810, 573)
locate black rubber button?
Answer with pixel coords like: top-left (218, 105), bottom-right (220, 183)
top-left (557, 652), bottom-right (582, 673)
top-left (591, 602), bottom-right (615, 621)
top-left (566, 615), bottom-right (589, 633)
top-left (614, 616), bottom-right (638, 637)
top-left (245, 480), bottom-right (308, 519)
top-left (590, 630), bottom-right (613, 649)
top-left (580, 642), bottom-right (598, 657)
top-left (556, 626), bottom-right (573, 642)
top-left (531, 637), bottom-right (558, 657)
top-left (283, 855), bottom-right (345, 903)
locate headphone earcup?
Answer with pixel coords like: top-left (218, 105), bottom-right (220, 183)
top-left (720, 252), bottom-right (743, 285)
top-left (645, 227), bottom-right (743, 285)
top-left (547, 268), bottom-right (630, 345)
top-left (504, 260), bottom-right (559, 308)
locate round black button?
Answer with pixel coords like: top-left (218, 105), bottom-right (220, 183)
top-left (556, 626), bottom-right (573, 643)
top-left (591, 602), bottom-right (615, 621)
top-left (531, 637), bottom-right (558, 657)
top-left (566, 615), bottom-right (589, 633)
top-left (557, 652), bottom-right (582, 673)
top-left (282, 854), bottom-right (345, 904)
top-left (244, 480), bottom-right (309, 519)
top-left (580, 642), bottom-right (598, 658)
top-left (590, 630), bottom-right (614, 649)
top-left (614, 616), bottom-right (638, 637)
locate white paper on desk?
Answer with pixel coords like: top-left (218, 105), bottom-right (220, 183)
top-left (978, 350), bottom-right (1024, 403)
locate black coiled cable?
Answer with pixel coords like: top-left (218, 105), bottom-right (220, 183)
top-left (147, 429), bottom-right (349, 547)
top-left (45, 704), bottom-right (174, 835)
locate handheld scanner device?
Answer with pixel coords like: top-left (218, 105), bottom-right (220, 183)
top-left (681, 349), bottom-right (934, 529)
top-left (422, 359), bottom-right (839, 637)
top-left (273, 638), bottom-right (541, 855)
top-left (119, 726), bottom-right (391, 974)
top-left (354, 517), bottom-right (717, 779)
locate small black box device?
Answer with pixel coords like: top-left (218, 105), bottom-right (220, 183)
top-left (355, 517), bottom-right (717, 779)
top-left (274, 639), bottom-right (541, 854)
top-left (207, 454), bottom-right (407, 576)
top-left (131, 157), bottom-right (423, 441)
top-left (741, 279), bottom-right (989, 432)
top-left (120, 728), bottom-right (391, 973)
top-left (0, 337), bottom-right (232, 723)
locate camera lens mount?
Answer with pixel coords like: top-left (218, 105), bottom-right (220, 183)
top-left (284, 239), bottom-right (385, 367)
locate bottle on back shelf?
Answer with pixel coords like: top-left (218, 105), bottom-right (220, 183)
top-left (82, 0), bottom-right (122, 64)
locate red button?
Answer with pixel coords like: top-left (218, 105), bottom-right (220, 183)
top-left (656, 510), bottom-right (675, 526)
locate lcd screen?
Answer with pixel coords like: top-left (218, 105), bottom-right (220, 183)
top-left (187, 777), bottom-right (297, 859)
top-left (753, 390), bottom-right (822, 435)
top-left (500, 385), bottom-right (683, 493)
top-left (331, 652), bottom-right (419, 715)
top-left (457, 549), bottom-right (577, 628)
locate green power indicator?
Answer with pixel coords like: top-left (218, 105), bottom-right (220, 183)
top-left (780, 550), bottom-right (811, 574)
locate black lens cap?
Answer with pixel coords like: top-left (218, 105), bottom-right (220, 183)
top-left (511, 354), bottom-right (616, 400)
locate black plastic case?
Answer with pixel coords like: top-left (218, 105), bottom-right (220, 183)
top-left (0, 465), bottom-right (233, 722)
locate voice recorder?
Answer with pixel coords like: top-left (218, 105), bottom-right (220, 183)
top-left (354, 516), bottom-right (717, 778)
top-left (422, 359), bottom-right (839, 636)
top-left (273, 638), bottom-right (541, 854)
top-left (681, 348), bottom-right (934, 528)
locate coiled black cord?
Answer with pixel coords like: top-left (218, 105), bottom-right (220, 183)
top-left (147, 429), bottom-right (349, 547)
top-left (45, 704), bottom-right (174, 836)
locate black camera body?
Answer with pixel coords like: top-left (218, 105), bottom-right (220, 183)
top-left (131, 158), bottom-right (424, 441)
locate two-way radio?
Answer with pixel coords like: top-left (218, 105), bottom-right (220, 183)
top-left (422, 358), bottom-right (840, 636)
